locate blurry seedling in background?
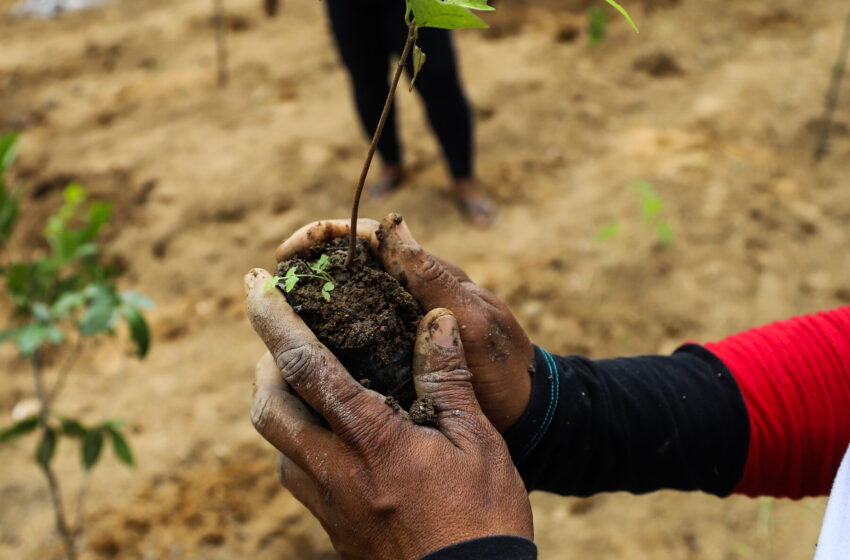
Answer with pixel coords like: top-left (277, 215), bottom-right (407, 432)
top-left (344, 0), bottom-right (639, 266)
top-left (588, 6), bottom-right (609, 44)
top-left (264, 253), bottom-right (337, 301)
top-left (589, 0), bottom-right (639, 44)
top-left (595, 181), bottom-right (674, 247)
top-left (0, 133), bottom-right (153, 560)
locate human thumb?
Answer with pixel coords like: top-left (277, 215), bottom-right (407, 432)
top-left (412, 309), bottom-right (487, 443)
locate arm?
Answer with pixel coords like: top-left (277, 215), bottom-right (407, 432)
top-left (502, 344), bottom-right (749, 496)
top-left (706, 307), bottom-right (850, 498)
top-left (277, 216), bottom-right (850, 499)
top-left (505, 306), bottom-right (850, 498)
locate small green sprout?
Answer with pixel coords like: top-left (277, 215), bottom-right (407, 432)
top-left (265, 254), bottom-right (337, 301)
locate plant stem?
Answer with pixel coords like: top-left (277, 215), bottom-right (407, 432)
top-left (813, 10), bottom-right (850, 162)
top-left (345, 22), bottom-right (416, 268)
top-left (32, 352), bottom-right (77, 560)
top-left (46, 339), bottom-right (83, 407)
top-left (213, 0), bottom-right (229, 86)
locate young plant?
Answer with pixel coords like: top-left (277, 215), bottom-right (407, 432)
top-left (344, 0), bottom-right (638, 266)
top-left (265, 253), bottom-right (337, 301)
top-left (633, 180), bottom-right (674, 246)
top-left (588, 6), bottom-right (608, 44)
top-left (0, 133), bottom-right (153, 560)
top-left (594, 180), bottom-right (674, 247)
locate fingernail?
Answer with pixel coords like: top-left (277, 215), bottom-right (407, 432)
top-left (430, 314), bottom-right (458, 348)
top-left (244, 270), bottom-right (258, 293)
top-left (394, 219), bottom-right (417, 246)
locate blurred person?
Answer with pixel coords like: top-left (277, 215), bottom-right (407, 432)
top-left (245, 215), bottom-right (850, 559)
top-left (323, 0), bottom-right (497, 226)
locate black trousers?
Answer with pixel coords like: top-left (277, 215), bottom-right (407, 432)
top-left (326, 0), bottom-right (474, 179)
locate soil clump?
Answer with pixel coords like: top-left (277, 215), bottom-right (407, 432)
top-left (277, 237), bottom-right (435, 424)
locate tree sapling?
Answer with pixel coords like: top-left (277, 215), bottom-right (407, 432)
top-left (276, 0), bottom-right (639, 419)
top-left (0, 133), bottom-right (153, 560)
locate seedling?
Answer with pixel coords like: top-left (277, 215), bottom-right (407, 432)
top-left (633, 180), bottom-right (674, 246)
top-left (265, 253), bottom-right (337, 301)
top-left (0, 133), bottom-right (153, 560)
top-left (343, 0), bottom-right (639, 267)
top-left (588, 6), bottom-right (609, 44)
top-left (594, 181), bottom-right (674, 247)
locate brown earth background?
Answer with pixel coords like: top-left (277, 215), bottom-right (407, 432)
top-left (1, 0), bottom-right (849, 558)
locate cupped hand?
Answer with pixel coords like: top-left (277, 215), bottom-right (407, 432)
top-left (245, 268), bottom-right (533, 560)
top-left (275, 214), bottom-right (534, 432)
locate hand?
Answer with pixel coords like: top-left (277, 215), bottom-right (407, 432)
top-left (245, 268), bottom-right (533, 560)
top-left (275, 214), bottom-right (535, 432)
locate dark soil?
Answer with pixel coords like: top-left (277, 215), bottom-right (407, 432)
top-left (277, 237), bottom-right (436, 424)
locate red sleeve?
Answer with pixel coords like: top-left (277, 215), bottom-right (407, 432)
top-left (704, 306), bottom-right (850, 498)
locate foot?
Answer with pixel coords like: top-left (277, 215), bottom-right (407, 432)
top-left (367, 165), bottom-right (405, 199)
top-left (454, 177), bottom-right (498, 227)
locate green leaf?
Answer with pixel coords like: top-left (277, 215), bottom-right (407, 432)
top-left (60, 418), bottom-right (86, 438)
top-left (119, 292), bottom-right (155, 310)
top-left (321, 281), bottom-right (334, 301)
top-left (311, 254), bottom-right (329, 273)
top-left (85, 201), bottom-right (112, 238)
top-left (12, 324), bottom-right (64, 356)
top-left (51, 291), bottom-right (87, 318)
top-left (588, 6), bottom-right (608, 44)
top-left (36, 427), bottom-right (57, 469)
top-left (656, 222), bottom-right (675, 246)
top-left (79, 284), bottom-right (119, 335)
top-left (595, 222), bottom-right (622, 242)
top-left (99, 418), bottom-right (126, 430)
top-left (284, 267), bottom-right (299, 292)
top-left (105, 427), bottom-right (134, 467)
top-left (121, 307), bottom-right (150, 358)
top-left (30, 302), bottom-right (51, 323)
top-left (263, 275), bottom-right (281, 292)
top-left (64, 183), bottom-right (85, 205)
top-left (0, 132), bottom-right (20, 173)
top-left (15, 325), bottom-right (46, 355)
top-left (410, 45), bottom-right (427, 92)
top-left (43, 324), bottom-right (64, 344)
top-left (71, 243), bottom-right (99, 260)
top-left (82, 429), bottom-right (103, 470)
top-left (285, 276), bottom-right (299, 292)
top-left (604, 0), bottom-right (639, 33)
top-left (409, 0), bottom-right (488, 29)
top-left (0, 191), bottom-right (19, 247)
top-left (641, 195), bottom-right (663, 221)
top-left (441, 0), bottom-right (494, 11)
top-left (0, 416), bottom-right (38, 443)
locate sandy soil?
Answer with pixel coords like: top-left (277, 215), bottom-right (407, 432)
top-left (1, 0), bottom-right (848, 558)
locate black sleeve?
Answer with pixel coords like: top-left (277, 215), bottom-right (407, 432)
top-left (503, 345), bottom-right (749, 496)
top-left (419, 536), bottom-right (537, 560)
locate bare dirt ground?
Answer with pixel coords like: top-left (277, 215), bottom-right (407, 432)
top-left (1, 0), bottom-right (848, 558)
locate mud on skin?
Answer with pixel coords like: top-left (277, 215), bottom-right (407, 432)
top-left (278, 236), bottom-right (437, 424)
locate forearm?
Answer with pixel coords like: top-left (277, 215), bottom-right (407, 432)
top-left (503, 345), bottom-right (749, 496)
top-left (505, 306), bottom-right (850, 499)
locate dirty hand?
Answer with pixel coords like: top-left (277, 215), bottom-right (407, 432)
top-left (245, 268), bottom-right (533, 560)
top-left (275, 215), bottom-right (535, 432)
